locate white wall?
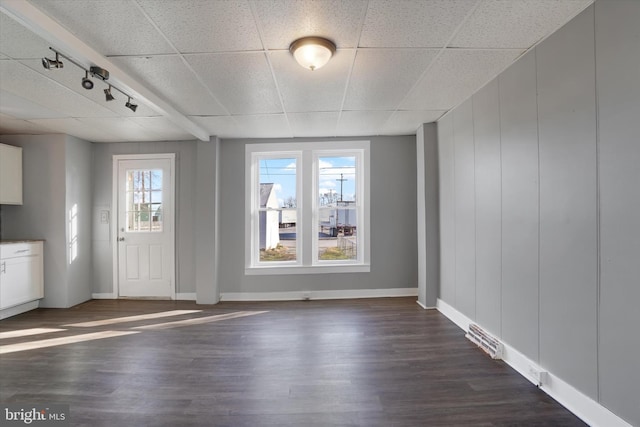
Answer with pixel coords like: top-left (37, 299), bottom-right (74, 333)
top-left (436, 2), bottom-right (639, 425)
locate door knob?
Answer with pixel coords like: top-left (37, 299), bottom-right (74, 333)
top-left (118, 237), bottom-right (125, 241)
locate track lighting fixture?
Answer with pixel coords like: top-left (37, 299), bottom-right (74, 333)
top-left (41, 47), bottom-right (138, 113)
top-left (104, 86), bottom-right (115, 101)
top-left (41, 53), bottom-right (63, 69)
top-left (125, 97), bottom-right (137, 112)
top-left (81, 71), bottom-right (94, 90)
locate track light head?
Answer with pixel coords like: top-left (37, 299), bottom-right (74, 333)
top-left (81, 71), bottom-right (93, 90)
top-left (90, 66), bottom-right (109, 81)
top-left (42, 53), bottom-right (63, 70)
top-left (104, 86), bottom-right (115, 101)
top-left (125, 97), bottom-right (137, 112)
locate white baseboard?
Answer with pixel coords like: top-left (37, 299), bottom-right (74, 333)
top-left (220, 287), bottom-right (418, 302)
top-left (415, 300), bottom-right (436, 310)
top-left (92, 293), bottom-right (197, 301)
top-left (92, 293), bottom-right (116, 299)
top-left (0, 300), bottom-right (40, 320)
top-left (436, 298), bottom-right (632, 427)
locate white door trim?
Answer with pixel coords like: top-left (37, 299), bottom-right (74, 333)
top-left (112, 153), bottom-right (176, 299)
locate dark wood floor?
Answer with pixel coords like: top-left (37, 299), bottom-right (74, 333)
top-left (0, 298), bottom-right (585, 426)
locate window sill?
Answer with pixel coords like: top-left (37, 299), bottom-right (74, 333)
top-left (245, 264), bottom-right (371, 275)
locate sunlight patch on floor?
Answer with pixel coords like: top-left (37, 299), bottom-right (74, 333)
top-left (0, 328), bottom-right (66, 340)
top-left (0, 331), bottom-right (140, 354)
top-left (134, 311), bottom-right (269, 330)
top-left (64, 310), bottom-right (202, 327)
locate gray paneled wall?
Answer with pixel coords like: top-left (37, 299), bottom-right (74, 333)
top-left (436, 2), bottom-right (639, 425)
top-left (594, 0), bottom-right (640, 422)
top-left (536, 7), bottom-right (598, 399)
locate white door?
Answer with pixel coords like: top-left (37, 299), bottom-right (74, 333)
top-left (114, 155), bottom-right (175, 298)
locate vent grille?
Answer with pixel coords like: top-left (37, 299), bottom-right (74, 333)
top-left (466, 324), bottom-right (503, 359)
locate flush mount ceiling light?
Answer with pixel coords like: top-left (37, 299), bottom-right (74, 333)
top-left (104, 85), bottom-right (115, 101)
top-left (41, 52), bottom-right (63, 69)
top-left (81, 71), bottom-right (94, 90)
top-left (41, 47), bottom-right (138, 113)
top-left (289, 36), bottom-right (336, 71)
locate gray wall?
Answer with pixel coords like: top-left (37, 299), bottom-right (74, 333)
top-left (416, 123), bottom-right (439, 308)
top-left (90, 140), bottom-right (205, 296)
top-left (0, 134), bottom-right (92, 308)
top-left (218, 136), bottom-right (418, 294)
top-left (65, 136), bottom-right (93, 306)
top-left (436, 2), bottom-right (639, 425)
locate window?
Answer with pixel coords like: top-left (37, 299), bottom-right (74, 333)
top-left (246, 141), bottom-right (370, 274)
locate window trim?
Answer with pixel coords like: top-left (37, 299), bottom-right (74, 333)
top-left (245, 141), bottom-right (370, 275)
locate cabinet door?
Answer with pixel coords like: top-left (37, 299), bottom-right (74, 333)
top-left (0, 255), bottom-right (42, 309)
top-left (0, 143), bottom-right (23, 205)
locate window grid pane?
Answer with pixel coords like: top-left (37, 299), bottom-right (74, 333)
top-left (126, 169), bottom-right (163, 232)
top-left (258, 157), bottom-right (297, 262)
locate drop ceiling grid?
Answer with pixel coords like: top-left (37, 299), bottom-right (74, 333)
top-left (110, 55), bottom-right (228, 116)
top-left (343, 49), bottom-right (440, 111)
top-left (251, 0), bottom-right (368, 50)
top-left (136, 0), bottom-right (262, 53)
top-left (185, 52), bottom-right (283, 115)
top-left (451, 0), bottom-right (595, 48)
top-left (359, 0), bottom-right (478, 48)
top-left (30, 0), bottom-right (173, 56)
top-left (269, 50), bottom-right (353, 114)
top-left (401, 49), bottom-right (525, 111)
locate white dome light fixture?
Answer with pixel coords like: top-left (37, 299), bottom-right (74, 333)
top-left (289, 37), bottom-right (336, 71)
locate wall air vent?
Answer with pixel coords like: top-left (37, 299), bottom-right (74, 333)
top-left (466, 324), bottom-right (503, 359)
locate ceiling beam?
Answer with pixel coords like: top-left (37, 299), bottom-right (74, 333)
top-left (0, 0), bottom-right (210, 141)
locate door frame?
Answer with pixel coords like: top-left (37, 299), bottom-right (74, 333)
top-left (112, 153), bottom-right (176, 299)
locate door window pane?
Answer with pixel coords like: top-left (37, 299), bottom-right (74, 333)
top-left (126, 169), bottom-right (163, 232)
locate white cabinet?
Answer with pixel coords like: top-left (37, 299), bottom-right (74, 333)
top-left (0, 143), bottom-right (23, 205)
top-left (0, 241), bottom-right (43, 312)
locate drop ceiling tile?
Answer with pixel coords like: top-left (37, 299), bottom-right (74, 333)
top-left (451, 0), bottom-right (593, 48)
top-left (401, 49), bottom-right (523, 111)
top-left (191, 114), bottom-right (291, 139)
top-left (110, 55), bottom-right (228, 116)
top-left (137, 0), bottom-right (261, 53)
top-left (190, 116), bottom-right (239, 139)
top-left (336, 110), bottom-right (393, 136)
top-left (0, 61), bottom-right (118, 118)
top-left (231, 114), bottom-right (291, 138)
top-left (0, 113), bottom-right (51, 134)
top-left (76, 117), bottom-right (164, 141)
top-left (31, 0), bottom-right (173, 55)
top-left (253, 0), bottom-right (368, 49)
top-left (0, 13), bottom-right (50, 59)
top-left (288, 112), bottom-right (340, 137)
top-left (0, 89), bottom-right (64, 119)
top-left (185, 53), bottom-right (282, 115)
top-left (343, 49), bottom-right (439, 111)
top-left (28, 118), bottom-right (120, 142)
top-left (381, 110), bottom-right (446, 135)
top-left (128, 117), bottom-right (195, 141)
top-left (270, 50), bottom-right (353, 113)
top-left (360, 0), bottom-right (476, 48)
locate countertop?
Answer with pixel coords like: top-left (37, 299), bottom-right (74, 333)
top-left (0, 239), bottom-right (45, 244)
